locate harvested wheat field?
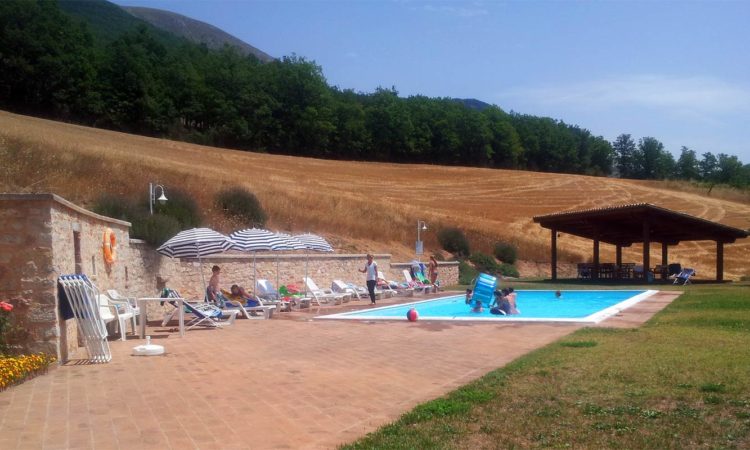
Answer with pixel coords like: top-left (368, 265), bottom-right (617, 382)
top-left (1, 110), bottom-right (749, 279)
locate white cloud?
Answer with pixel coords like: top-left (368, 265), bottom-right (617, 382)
top-left (496, 75), bottom-right (750, 116)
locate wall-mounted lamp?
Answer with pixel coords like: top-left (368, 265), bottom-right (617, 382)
top-left (149, 182), bottom-right (168, 215)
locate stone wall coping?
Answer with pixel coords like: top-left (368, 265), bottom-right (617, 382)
top-left (391, 261), bottom-right (459, 267)
top-left (0, 193), bottom-right (131, 227)
top-left (180, 253), bottom-right (392, 262)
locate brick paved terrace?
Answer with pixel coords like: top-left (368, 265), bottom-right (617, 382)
top-left (0, 291), bottom-right (679, 449)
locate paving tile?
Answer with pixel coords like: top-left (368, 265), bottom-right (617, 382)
top-left (0, 292), bottom-right (675, 449)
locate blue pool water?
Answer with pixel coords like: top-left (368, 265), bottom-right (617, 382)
top-left (319, 290), bottom-right (656, 323)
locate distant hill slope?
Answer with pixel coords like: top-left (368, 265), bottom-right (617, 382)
top-left (454, 98), bottom-right (492, 111)
top-left (123, 6), bottom-right (274, 62)
top-left (2, 110), bottom-right (748, 279)
top-left (58, 0), bottom-right (180, 45)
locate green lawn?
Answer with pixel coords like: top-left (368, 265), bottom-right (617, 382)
top-left (343, 282), bottom-right (750, 449)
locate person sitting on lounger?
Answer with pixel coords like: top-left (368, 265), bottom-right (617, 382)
top-left (221, 285), bottom-right (261, 307)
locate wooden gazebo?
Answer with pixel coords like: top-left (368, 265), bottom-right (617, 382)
top-left (533, 203), bottom-right (749, 281)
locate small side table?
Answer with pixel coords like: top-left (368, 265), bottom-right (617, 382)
top-left (137, 297), bottom-right (185, 338)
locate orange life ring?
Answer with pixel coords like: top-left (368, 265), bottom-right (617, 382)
top-left (103, 228), bottom-right (117, 264)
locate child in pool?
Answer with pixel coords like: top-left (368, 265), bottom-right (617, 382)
top-left (465, 288), bottom-right (473, 305)
top-left (471, 298), bottom-right (484, 313)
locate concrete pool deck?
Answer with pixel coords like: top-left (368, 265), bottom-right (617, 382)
top-left (0, 290), bottom-right (680, 449)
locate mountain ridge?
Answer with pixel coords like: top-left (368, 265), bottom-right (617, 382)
top-left (122, 6), bottom-right (274, 62)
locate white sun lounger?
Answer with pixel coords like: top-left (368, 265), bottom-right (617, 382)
top-left (304, 277), bottom-right (350, 305)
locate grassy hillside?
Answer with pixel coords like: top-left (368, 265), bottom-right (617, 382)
top-left (1, 110), bottom-right (748, 278)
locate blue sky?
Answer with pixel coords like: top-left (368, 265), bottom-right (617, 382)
top-left (113, 0), bottom-right (750, 163)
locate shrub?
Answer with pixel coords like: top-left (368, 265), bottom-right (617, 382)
top-left (458, 261), bottom-right (478, 285)
top-left (437, 227), bottom-right (470, 258)
top-left (493, 241), bottom-right (518, 264)
top-left (469, 252), bottom-right (501, 274)
top-left (215, 187), bottom-right (267, 227)
top-left (498, 263), bottom-right (520, 278)
top-left (92, 194), bottom-right (137, 222)
top-left (152, 188), bottom-right (201, 229)
top-left (131, 214), bottom-right (181, 247)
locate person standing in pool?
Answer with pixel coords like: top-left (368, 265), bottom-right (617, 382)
top-left (507, 287), bottom-right (520, 314)
top-left (359, 253), bottom-right (378, 305)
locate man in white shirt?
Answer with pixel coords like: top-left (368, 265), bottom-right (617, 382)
top-left (359, 254), bottom-right (378, 305)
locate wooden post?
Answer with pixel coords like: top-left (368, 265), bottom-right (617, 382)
top-left (661, 242), bottom-right (668, 279)
top-left (593, 238), bottom-right (600, 280)
top-left (616, 245), bottom-right (623, 279)
top-left (643, 220), bottom-right (650, 282)
top-left (551, 229), bottom-right (557, 281)
top-left (717, 241), bottom-right (724, 282)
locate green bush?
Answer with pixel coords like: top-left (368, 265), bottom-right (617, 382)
top-left (94, 191), bottom-right (198, 246)
top-left (215, 187), bottom-right (267, 227)
top-left (469, 252), bottom-right (501, 274)
top-left (437, 227), bottom-right (470, 258)
top-left (499, 263), bottom-right (520, 278)
top-left (131, 214), bottom-right (181, 246)
top-left (92, 194), bottom-right (137, 222)
top-left (493, 241), bottom-right (518, 264)
top-left (152, 188), bottom-right (201, 229)
top-left (458, 260), bottom-right (478, 285)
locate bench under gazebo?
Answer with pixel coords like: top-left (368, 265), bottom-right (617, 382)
top-left (533, 203), bottom-right (749, 282)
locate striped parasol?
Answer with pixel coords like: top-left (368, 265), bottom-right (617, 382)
top-left (271, 233), bottom-right (307, 251)
top-left (294, 233), bottom-right (334, 253)
top-left (230, 228), bottom-right (280, 252)
top-left (157, 228), bottom-right (234, 258)
top-left (269, 233), bottom-right (306, 290)
top-left (229, 228), bottom-right (283, 290)
top-left (157, 228), bottom-right (234, 293)
top-left (294, 233), bottom-right (334, 295)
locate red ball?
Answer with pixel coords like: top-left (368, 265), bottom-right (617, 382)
top-left (406, 308), bottom-right (418, 322)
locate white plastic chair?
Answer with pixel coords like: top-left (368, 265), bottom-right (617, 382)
top-left (106, 290), bottom-right (139, 333)
top-left (99, 294), bottom-right (136, 341)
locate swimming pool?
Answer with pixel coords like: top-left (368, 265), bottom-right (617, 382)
top-left (318, 290), bottom-right (658, 323)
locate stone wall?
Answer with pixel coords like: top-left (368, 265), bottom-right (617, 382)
top-left (390, 261), bottom-right (460, 287)
top-left (48, 198), bottom-right (131, 361)
top-left (167, 254), bottom-right (395, 300)
top-left (0, 194), bottom-right (131, 359)
top-left (0, 194), bottom-right (459, 361)
top-left (0, 196), bottom-right (55, 355)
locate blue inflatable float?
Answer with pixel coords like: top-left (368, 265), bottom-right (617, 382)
top-left (472, 273), bottom-right (497, 307)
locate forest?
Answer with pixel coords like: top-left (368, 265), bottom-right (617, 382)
top-left (1, 0), bottom-right (748, 186)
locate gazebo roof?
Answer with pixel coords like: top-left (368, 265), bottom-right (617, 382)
top-left (533, 203), bottom-right (749, 246)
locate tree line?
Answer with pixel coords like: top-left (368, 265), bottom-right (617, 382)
top-left (1, 0), bottom-right (748, 187)
top-left (612, 135), bottom-right (749, 188)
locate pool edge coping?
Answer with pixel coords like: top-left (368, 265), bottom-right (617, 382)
top-left (315, 289), bottom-right (660, 324)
